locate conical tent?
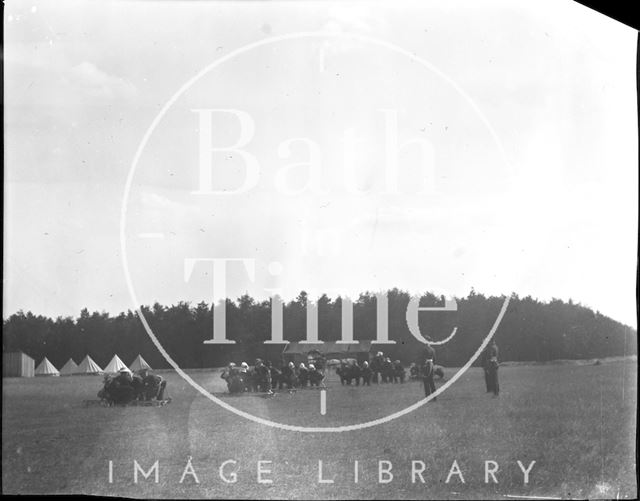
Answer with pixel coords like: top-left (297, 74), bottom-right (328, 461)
top-left (74, 355), bottom-right (103, 375)
top-left (129, 354), bottom-right (152, 372)
top-left (35, 357), bottom-right (60, 377)
top-left (59, 358), bottom-right (78, 376)
top-left (104, 355), bottom-right (131, 373)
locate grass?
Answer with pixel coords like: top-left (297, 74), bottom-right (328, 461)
top-left (2, 359), bottom-right (636, 499)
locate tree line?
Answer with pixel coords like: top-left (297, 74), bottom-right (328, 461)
top-left (2, 289), bottom-right (636, 369)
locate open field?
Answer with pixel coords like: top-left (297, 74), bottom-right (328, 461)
top-left (2, 360), bottom-right (637, 499)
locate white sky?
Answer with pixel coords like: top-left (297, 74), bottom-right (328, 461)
top-left (4, 0), bottom-right (638, 327)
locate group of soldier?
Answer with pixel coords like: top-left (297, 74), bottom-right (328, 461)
top-left (220, 339), bottom-right (500, 399)
top-left (220, 350), bottom-right (442, 395)
top-left (98, 368), bottom-right (167, 405)
top-left (221, 358), bottom-right (326, 394)
top-left (336, 353), bottom-right (408, 386)
top-left (417, 338), bottom-right (500, 401)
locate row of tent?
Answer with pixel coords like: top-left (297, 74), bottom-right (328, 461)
top-left (34, 354), bottom-right (152, 377)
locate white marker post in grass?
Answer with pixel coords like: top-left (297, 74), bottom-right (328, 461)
top-left (320, 389), bottom-right (327, 415)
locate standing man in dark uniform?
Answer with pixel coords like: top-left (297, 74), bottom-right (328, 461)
top-left (280, 361), bottom-right (295, 389)
top-left (360, 361), bottom-right (372, 386)
top-left (350, 360), bottom-right (362, 386)
top-left (420, 342), bottom-right (437, 401)
top-left (266, 360), bottom-right (281, 391)
top-left (255, 359), bottom-right (273, 394)
top-left (371, 352), bottom-right (384, 383)
top-left (393, 360), bottom-right (405, 383)
top-left (483, 340), bottom-right (500, 396)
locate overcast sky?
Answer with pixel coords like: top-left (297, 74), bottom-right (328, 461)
top-left (4, 0), bottom-right (638, 327)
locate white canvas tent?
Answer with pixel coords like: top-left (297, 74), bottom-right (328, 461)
top-left (129, 354), bottom-right (152, 372)
top-left (104, 354), bottom-right (131, 373)
top-left (74, 355), bottom-right (103, 375)
top-left (59, 358), bottom-right (78, 376)
top-left (35, 357), bottom-right (60, 377)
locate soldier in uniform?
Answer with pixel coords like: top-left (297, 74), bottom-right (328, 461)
top-left (297, 363), bottom-right (309, 388)
top-left (99, 370), bottom-right (134, 405)
top-left (337, 360), bottom-right (349, 385)
top-left (308, 364), bottom-right (324, 387)
top-left (360, 361), bottom-right (372, 386)
top-left (138, 368), bottom-right (166, 400)
top-left (266, 360), bottom-right (281, 391)
top-left (254, 359), bottom-right (273, 393)
top-left (483, 340), bottom-right (500, 396)
top-left (381, 357), bottom-right (394, 383)
top-left (420, 343), bottom-right (437, 401)
top-left (280, 361), bottom-right (296, 389)
top-left (221, 362), bottom-right (244, 394)
top-left (220, 362), bottom-right (236, 392)
top-left (350, 360), bottom-right (362, 386)
top-left (239, 362), bottom-right (251, 392)
top-left (371, 352), bottom-right (384, 383)
top-left (393, 360), bottom-right (406, 383)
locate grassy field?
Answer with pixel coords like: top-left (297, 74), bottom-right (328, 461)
top-left (2, 359), bottom-right (636, 499)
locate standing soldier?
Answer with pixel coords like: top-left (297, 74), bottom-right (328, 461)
top-left (308, 364), bottom-right (324, 387)
top-left (337, 361), bottom-right (349, 385)
top-left (266, 360), bottom-right (281, 391)
top-left (371, 352), bottom-right (384, 383)
top-left (393, 360), bottom-right (406, 383)
top-left (483, 340), bottom-right (500, 396)
top-left (280, 361), bottom-right (295, 389)
top-left (360, 361), bottom-right (372, 386)
top-left (350, 360), bottom-right (362, 386)
top-left (420, 343), bottom-right (437, 401)
top-left (239, 362), bottom-right (250, 392)
top-left (297, 363), bottom-right (309, 388)
top-left (382, 357), bottom-right (394, 383)
top-left (254, 359), bottom-right (273, 394)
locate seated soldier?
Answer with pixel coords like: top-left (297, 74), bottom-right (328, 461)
top-left (131, 371), bottom-right (145, 399)
top-left (360, 361), bottom-right (372, 386)
top-left (137, 368), bottom-right (166, 401)
top-left (98, 374), bottom-right (116, 405)
top-left (221, 362), bottom-right (238, 393)
top-left (102, 369), bottom-right (136, 405)
top-left (308, 364), bottom-right (324, 387)
top-left (221, 362), bottom-right (235, 381)
top-left (393, 360), bottom-right (406, 383)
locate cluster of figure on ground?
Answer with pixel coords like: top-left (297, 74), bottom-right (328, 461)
top-left (98, 368), bottom-right (167, 405)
